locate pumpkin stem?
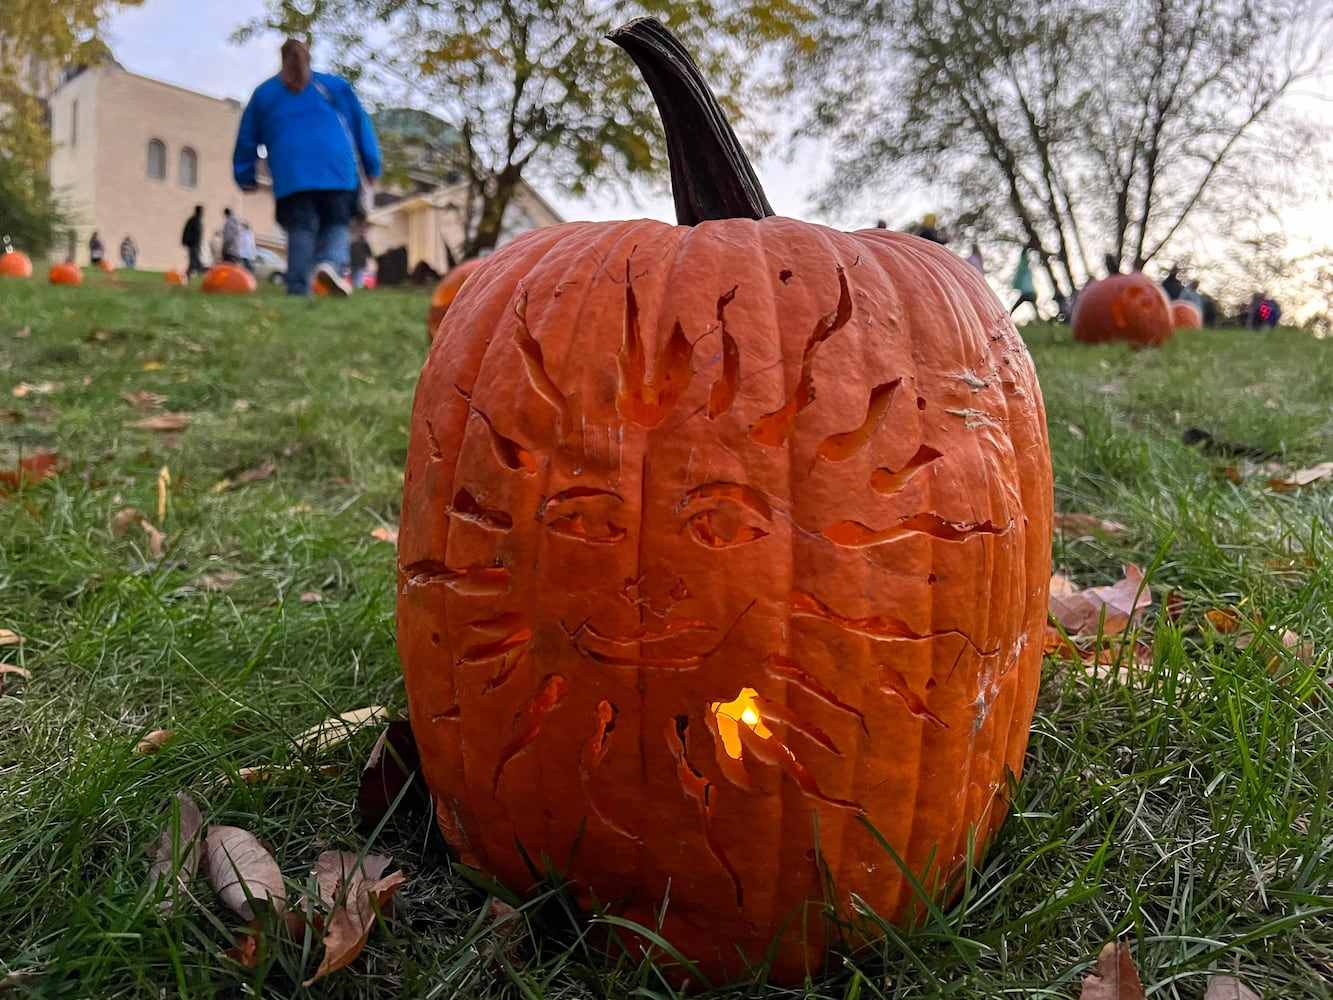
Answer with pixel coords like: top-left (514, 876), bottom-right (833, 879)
top-left (608, 18), bottom-right (774, 226)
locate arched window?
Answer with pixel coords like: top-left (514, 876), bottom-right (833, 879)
top-left (179, 147), bottom-right (198, 189)
top-left (147, 139), bottom-right (166, 180)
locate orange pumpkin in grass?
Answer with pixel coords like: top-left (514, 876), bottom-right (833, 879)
top-left (1170, 300), bottom-right (1202, 329)
top-left (426, 258), bottom-right (484, 340)
top-left (395, 19), bottom-right (1053, 987)
top-left (49, 262), bottom-right (82, 286)
top-left (1072, 273), bottom-right (1172, 346)
top-left (201, 263), bottom-right (256, 294)
top-left (0, 249), bottom-right (33, 277)
top-left (164, 269), bottom-right (189, 285)
top-left (98, 258), bottom-right (115, 272)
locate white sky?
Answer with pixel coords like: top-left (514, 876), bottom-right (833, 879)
top-left (107, 0), bottom-right (1332, 316)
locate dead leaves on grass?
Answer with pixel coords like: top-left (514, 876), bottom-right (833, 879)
top-left (0, 451), bottom-right (63, 494)
top-left (302, 851), bottom-right (404, 984)
top-left (109, 507), bottom-right (167, 557)
top-left (1079, 940), bottom-right (1146, 999)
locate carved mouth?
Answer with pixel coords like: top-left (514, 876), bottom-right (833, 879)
top-left (566, 602), bottom-right (754, 668)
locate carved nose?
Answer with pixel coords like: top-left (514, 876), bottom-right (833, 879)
top-left (637, 569), bottom-right (690, 615)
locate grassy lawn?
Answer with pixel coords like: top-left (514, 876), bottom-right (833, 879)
top-left (2, 267), bottom-right (1332, 998)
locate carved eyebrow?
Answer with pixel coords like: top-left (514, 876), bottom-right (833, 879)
top-left (538, 487), bottom-right (624, 518)
top-left (675, 482), bottom-right (773, 520)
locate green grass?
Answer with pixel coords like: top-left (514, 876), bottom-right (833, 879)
top-left (2, 273), bottom-right (1332, 998)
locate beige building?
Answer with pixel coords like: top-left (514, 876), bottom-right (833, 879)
top-left (47, 63), bottom-right (280, 271)
top-left (45, 64), bottom-right (563, 276)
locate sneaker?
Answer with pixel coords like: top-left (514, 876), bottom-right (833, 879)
top-left (312, 262), bottom-right (351, 297)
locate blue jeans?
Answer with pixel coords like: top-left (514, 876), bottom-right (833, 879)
top-left (275, 189), bottom-right (356, 295)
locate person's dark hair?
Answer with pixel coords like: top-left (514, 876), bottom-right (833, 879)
top-left (194, 204), bottom-right (203, 214)
top-left (280, 38), bottom-right (312, 93)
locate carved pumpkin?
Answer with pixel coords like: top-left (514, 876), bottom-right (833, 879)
top-left (427, 258), bottom-right (485, 340)
top-left (397, 19), bottom-right (1052, 986)
top-left (0, 249), bottom-right (33, 277)
top-left (164, 269), bottom-right (189, 286)
top-left (1072, 273), bottom-right (1172, 346)
top-left (49, 262), bottom-right (83, 286)
top-left (1170, 300), bottom-right (1202, 329)
top-left (201, 263), bottom-right (256, 295)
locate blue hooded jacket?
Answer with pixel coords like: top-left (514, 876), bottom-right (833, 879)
top-left (233, 71), bottom-right (382, 201)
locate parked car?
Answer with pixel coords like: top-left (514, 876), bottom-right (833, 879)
top-left (251, 247), bottom-right (287, 287)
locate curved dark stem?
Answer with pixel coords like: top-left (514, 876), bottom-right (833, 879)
top-left (608, 18), bottom-right (774, 226)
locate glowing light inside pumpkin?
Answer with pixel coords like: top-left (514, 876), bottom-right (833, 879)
top-left (711, 687), bottom-right (773, 759)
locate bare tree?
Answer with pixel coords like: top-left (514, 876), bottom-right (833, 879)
top-left (798, 0), bottom-right (1333, 300)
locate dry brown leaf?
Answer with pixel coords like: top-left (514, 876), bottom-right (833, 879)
top-left (203, 825), bottom-right (287, 919)
top-left (135, 728), bottom-right (177, 755)
top-left (0, 451), bottom-right (63, 494)
top-left (1054, 513), bottom-right (1129, 536)
top-left (108, 507), bottom-right (166, 557)
top-left (1269, 462), bottom-right (1333, 491)
top-left (120, 390), bottom-right (166, 410)
top-left (303, 851), bottom-right (404, 985)
top-left (479, 897), bottom-right (527, 967)
top-left (148, 792), bottom-right (204, 912)
top-left (223, 923), bottom-right (262, 968)
top-left (1080, 939), bottom-right (1147, 999)
top-left (370, 525), bottom-right (398, 544)
top-left (1203, 974), bottom-right (1260, 1000)
top-left (191, 570), bottom-right (240, 591)
top-left (294, 706), bottom-right (389, 755)
top-left (126, 412), bottom-right (192, 432)
top-left (1049, 565), bottom-right (1152, 636)
top-left (0, 663), bottom-right (32, 694)
top-left (0, 629), bottom-right (22, 646)
top-left (299, 591), bottom-right (323, 603)
top-left (212, 460), bottom-right (277, 493)
top-left (11, 380), bottom-right (58, 398)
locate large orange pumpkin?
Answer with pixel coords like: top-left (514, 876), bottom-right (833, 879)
top-left (201, 263), bottom-right (256, 294)
top-left (49, 262), bottom-right (83, 286)
top-left (0, 249), bottom-right (33, 277)
top-left (1072, 273), bottom-right (1172, 346)
top-left (426, 258), bottom-right (484, 340)
top-left (1170, 300), bottom-right (1202, 329)
top-left (397, 19), bottom-right (1052, 986)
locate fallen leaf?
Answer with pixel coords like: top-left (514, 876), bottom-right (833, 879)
top-left (108, 507), bottom-right (166, 557)
top-left (286, 504), bottom-right (312, 515)
top-left (0, 629), bottom-right (22, 646)
top-left (1269, 462), bottom-right (1333, 491)
top-left (1, 408), bottom-right (22, 422)
top-left (1203, 974), bottom-right (1260, 999)
top-left (15, 326), bottom-right (30, 338)
top-left (0, 452), bottom-right (62, 494)
top-left (142, 360), bottom-right (165, 371)
top-left (303, 852), bottom-right (404, 984)
top-left (157, 466), bottom-right (170, 522)
top-left (203, 825), bottom-right (287, 919)
top-left (358, 721), bottom-right (427, 831)
top-left (1049, 565), bottom-right (1152, 636)
top-left (232, 399), bottom-right (251, 413)
top-left (295, 706), bottom-right (389, 755)
top-left (223, 924), bottom-right (263, 968)
top-left (190, 570), bottom-right (240, 591)
top-left (0, 663), bottom-right (32, 694)
top-left (120, 390), bottom-right (167, 410)
top-left (1205, 608), bottom-right (1244, 634)
top-left (479, 897), bottom-right (526, 968)
top-left (370, 525), bottom-right (398, 544)
top-left (11, 380), bottom-right (58, 398)
top-left (1054, 513), bottom-right (1129, 536)
top-left (1080, 939), bottom-right (1147, 999)
top-left (148, 792), bottom-right (204, 912)
top-left (126, 412), bottom-right (192, 432)
top-left (299, 591), bottom-right (323, 603)
top-left (135, 728), bottom-right (177, 755)
top-left (212, 461), bottom-right (277, 493)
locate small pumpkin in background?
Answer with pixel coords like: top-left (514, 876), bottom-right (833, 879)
top-left (0, 248), bottom-right (33, 277)
top-left (1072, 272), bottom-right (1172, 347)
top-left (49, 262), bottom-right (83, 286)
top-left (1170, 300), bottom-right (1202, 329)
top-left (98, 258), bottom-right (115, 273)
top-left (426, 258), bottom-right (484, 340)
top-left (397, 18), bottom-right (1053, 986)
top-left (164, 269), bottom-right (189, 285)
top-left (201, 263), bottom-right (256, 295)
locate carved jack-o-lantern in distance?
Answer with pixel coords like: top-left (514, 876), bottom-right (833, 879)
top-left (1170, 300), bottom-right (1203, 329)
top-left (427, 258), bottom-right (484, 341)
top-left (397, 19), bottom-right (1053, 986)
top-left (1072, 272), bottom-right (1173, 346)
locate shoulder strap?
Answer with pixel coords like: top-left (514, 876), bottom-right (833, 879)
top-left (310, 77), bottom-right (366, 184)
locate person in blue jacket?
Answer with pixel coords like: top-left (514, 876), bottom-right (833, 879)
top-left (232, 38), bottom-right (381, 296)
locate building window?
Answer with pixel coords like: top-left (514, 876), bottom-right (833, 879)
top-left (179, 147), bottom-right (198, 188)
top-left (147, 139), bottom-right (166, 180)
top-left (70, 100), bottom-right (78, 148)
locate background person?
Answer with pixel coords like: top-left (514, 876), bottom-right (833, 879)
top-left (181, 206), bottom-right (205, 276)
top-left (88, 231), bottom-right (104, 266)
top-left (119, 235), bottom-right (137, 269)
top-left (221, 208), bottom-right (242, 264)
top-left (232, 38), bottom-right (381, 296)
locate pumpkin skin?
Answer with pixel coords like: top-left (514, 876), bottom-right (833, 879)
top-left (427, 258), bottom-right (484, 340)
top-left (201, 263), bottom-right (257, 295)
top-left (164, 269), bottom-right (189, 285)
top-left (1170, 300), bottom-right (1202, 329)
top-left (1071, 273), bottom-right (1172, 346)
top-left (48, 262), bottom-right (83, 286)
top-left (0, 250), bottom-right (33, 277)
top-left (398, 221), bottom-right (1053, 981)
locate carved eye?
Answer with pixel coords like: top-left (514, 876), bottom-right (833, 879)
top-left (540, 487), bottom-right (627, 545)
top-left (678, 482), bottom-right (773, 549)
